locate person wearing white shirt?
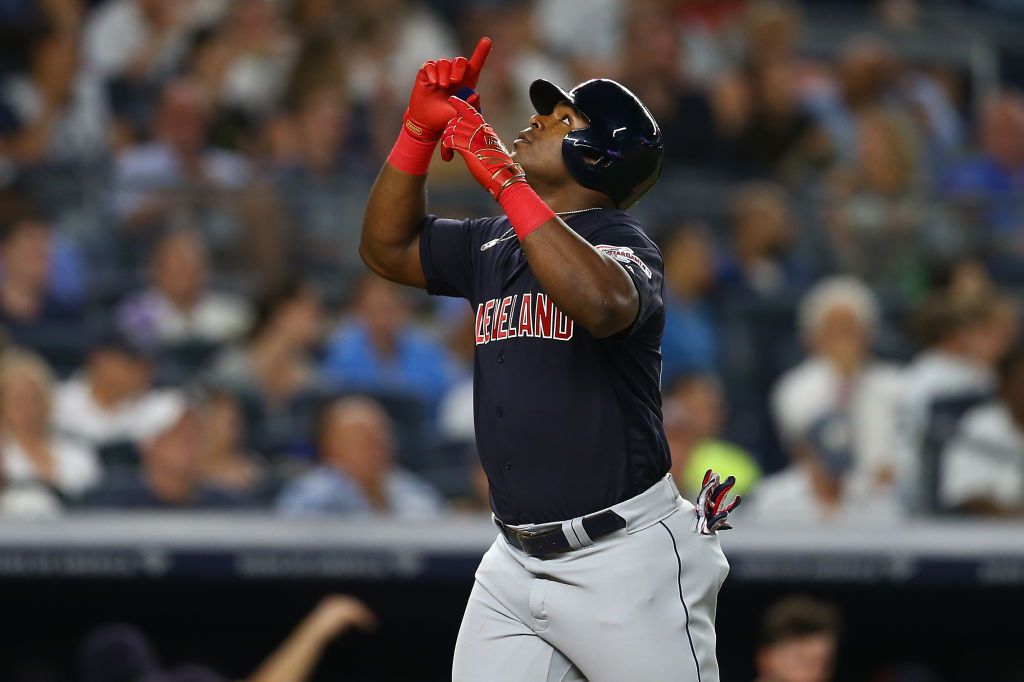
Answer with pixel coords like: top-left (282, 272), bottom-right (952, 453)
top-left (0, 349), bottom-right (101, 500)
top-left (895, 292), bottom-right (1017, 512)
top-left (941, 344), bottom-right (1024, 517)
top-left (752, 277), bottom-right (905, 525)
top-left (117, 229), bottom-right (252, 346)
top-left (743, 464), bottom-right (903, 526)
top-left (0, 29), bottom-right (110, 165)
top-left (53, 329), bottom-right (184, 450)
top-left (772, 277), bottom-right (903, 489)
top-left (82, 0), bottom-right (195, 84)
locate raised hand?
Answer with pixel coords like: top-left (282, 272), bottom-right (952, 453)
top-left (440, 95), bottom-right (526, 201)
top-left (405, 37), bottom-right (492, 140)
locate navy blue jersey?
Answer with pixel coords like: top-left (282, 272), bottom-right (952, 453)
top-left (419, 209), bottom-right (670, 524)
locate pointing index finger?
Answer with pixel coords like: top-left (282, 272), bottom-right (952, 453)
top-left (467, 37), bottom-right (492, 75)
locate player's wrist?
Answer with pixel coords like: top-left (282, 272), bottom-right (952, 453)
top-left (386, 111), bottom-right (441, 176)
top-left (498, 181), bottom-right (555, 241)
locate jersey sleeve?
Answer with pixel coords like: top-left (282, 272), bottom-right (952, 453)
top-left (586, 222), bottom-right (664, 338)
top-left (418, 215), bottom-right (477, 300)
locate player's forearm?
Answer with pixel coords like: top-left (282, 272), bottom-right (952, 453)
top-left (358, 164), bottom-right (428, 286)
top-left (519, 218), bottom-right (638, 338)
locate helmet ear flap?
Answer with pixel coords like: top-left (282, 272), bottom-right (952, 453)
top-left (562, 131), bottom-right (617, 189)
top-left (549, 78), bottom-right (664, 208)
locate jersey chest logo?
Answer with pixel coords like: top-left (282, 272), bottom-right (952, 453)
top-left (474, 293), bottom-right (574, 345)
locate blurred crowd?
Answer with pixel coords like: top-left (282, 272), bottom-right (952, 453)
top-left (71, 593), bottom-right (847, 682)
top-left (0, 0), bottom-right (1021, 523)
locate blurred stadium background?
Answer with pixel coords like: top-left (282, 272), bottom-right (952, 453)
top-left (0, 0), bottom-right (1023, 680)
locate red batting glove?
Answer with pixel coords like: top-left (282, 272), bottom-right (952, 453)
top-left (440, 96), bottom-right (526, 200)
top-left (388, 37), bottom-right (491, 175)
top-left (441, 96), bottom-right (556, 240)
top-left (405, 37), bottom-right (491, 140)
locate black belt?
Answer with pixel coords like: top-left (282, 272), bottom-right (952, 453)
top-left (495, 509), bottom-right (627, 558)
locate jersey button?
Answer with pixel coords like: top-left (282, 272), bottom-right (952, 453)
top-left (497, 353), bottom-right (504, 364)
top-left (496, 405), bottom-right (504, 417)
top-left (503, 460), bottom-right (512, 471)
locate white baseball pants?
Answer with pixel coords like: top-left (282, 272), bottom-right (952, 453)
top-left (452, 474), bottom-right (729, 682)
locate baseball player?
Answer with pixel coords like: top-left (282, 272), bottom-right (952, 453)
top-left (359, 37), bottom-right (740, 682)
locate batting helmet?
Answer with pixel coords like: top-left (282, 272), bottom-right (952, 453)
top-left (529, 78), bottom-right (664, 209)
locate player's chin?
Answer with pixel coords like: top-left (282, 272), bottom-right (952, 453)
top-left (511, 146), bottom-right (531, 169)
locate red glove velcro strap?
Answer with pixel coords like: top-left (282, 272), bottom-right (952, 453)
top-left (386, 114), bottom-right (441, 176)
top-left (499, 182), bottom-right (555, 241)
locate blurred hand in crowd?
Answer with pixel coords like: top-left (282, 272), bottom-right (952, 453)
top-left (199, 390), bottom-right (264, 496)
top-left (248, 595), bottom-right (377, 682)
top-left (300, 595), bottom-right (378, 644)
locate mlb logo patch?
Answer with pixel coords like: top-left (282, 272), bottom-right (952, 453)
top-left (595, 245), bottom-right (652, 280)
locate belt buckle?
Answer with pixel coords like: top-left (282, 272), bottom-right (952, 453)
top-left (512, 526), bottom-right (542, 539)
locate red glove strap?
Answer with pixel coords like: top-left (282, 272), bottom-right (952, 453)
top-left (386, 115), bottom-right (440, 176)
top-left (499, 182), bottom-right (555, 241)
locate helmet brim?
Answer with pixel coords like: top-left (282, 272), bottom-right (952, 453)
top-left (529, 79), bottom-right (574, 116)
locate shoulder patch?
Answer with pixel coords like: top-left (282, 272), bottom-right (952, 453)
top-left (595, 244), bottom-right (652, 280)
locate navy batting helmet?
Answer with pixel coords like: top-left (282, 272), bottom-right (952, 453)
top-left (529, 78), bottom-right (664, 209)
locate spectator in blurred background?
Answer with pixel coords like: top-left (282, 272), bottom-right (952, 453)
top-left (189, 0), bottom-right (297, 124)
top-left (83, 0), bottom-right (196, 80)
top-left (111, 78), bottom-right (252, 262)
top-left (267, 82), bottom-right (369, 289)
top-left (79, 623), bottom-right (161, 682)
top-left (0, 348), bottom-right (101, 503)
top-left (748, 365), bottom-right (904, 525)
top-left (824, 107), bottom-right (944, 296)
top-left (896, 291), bottom-right (1018, 512)
top-left (941, 344), bottom-right (1024, 517)
top-left (618, 1), bottom-right (726, 170)
top-left (719, 56), bottom-right (830, 181)
top-left (341, 0), bottom-right (455, 104)
top-left (81, 595), bottom-right (375, 682)
top-left (94, 401), bottom-right (242, 509)
top-left (323, 276), bottom-right (458, 416)
top-left (660, 222), bottom-right (718, 382)
top-left (665, 373), bottom-right (760, 500)
top-left (248, 594), bottom-right (377, 682)
top-left (772, 278), bottom-right (903, 495)
top-left (82, 0), bottom-right (200, 139)
top-left (533, 0), bottom-right (623, 81)
top-left (0, 205), bottom-right (86, 353)
top-left (943, 90), bottom-right (1024, 268)
top-left (198, 388), bottom-right (267, 500)
top-left (739, 0), bottom-right (804, 67)
top-left (805, 35), bottom-right (900, 165)
top-left (209, 277), bottom-right (324, 455)
top-left (118, 229), bottom-right (252, 347)
top-left (719, 181), bottom-right (806, 299)
top-left (438, 305), bottom-right (477, 445)
top-left (755, 595), bottom-right (842, 682)
top-left (53, 326), bottom-right (184, 451)
top-left (806, 32), bottom-right (961, 168)
top-left (0, 26), bottom-right (109, 165)
top-left (276, 396), bottom-right (445, 516)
